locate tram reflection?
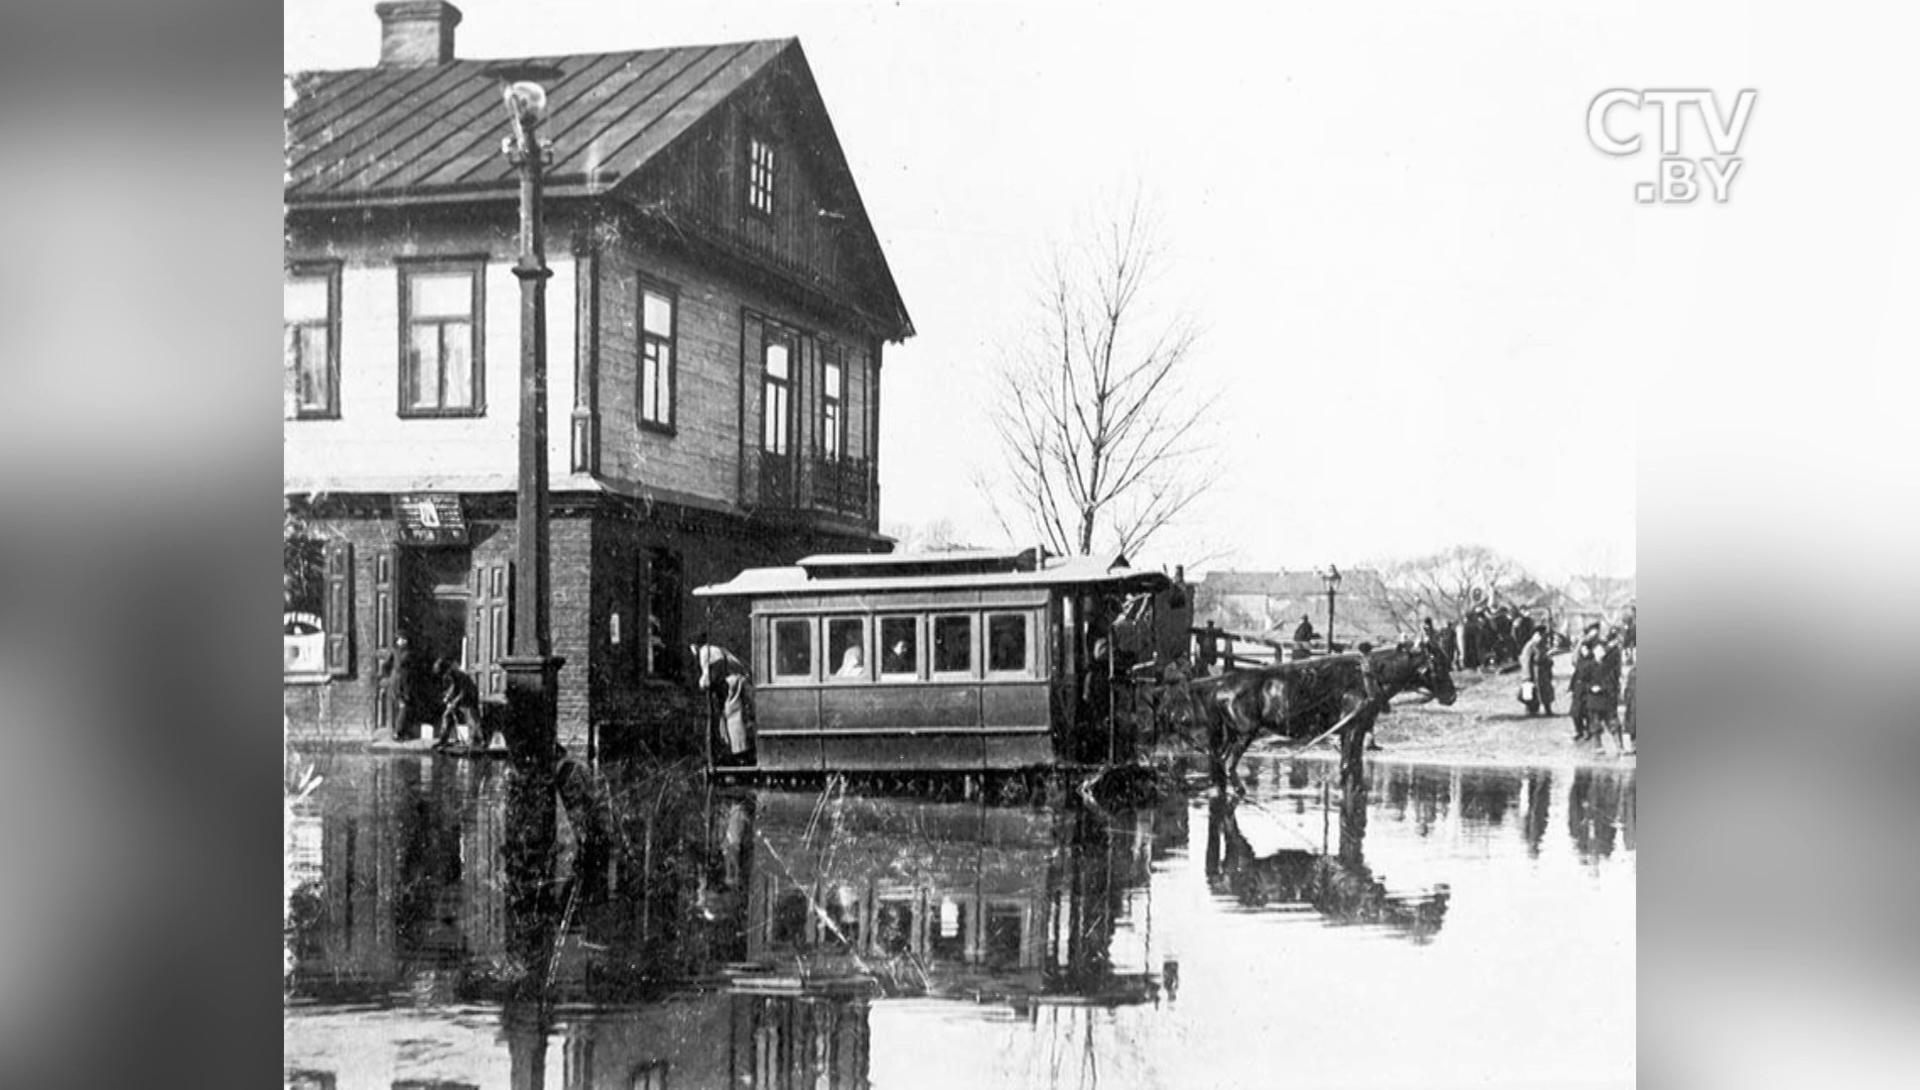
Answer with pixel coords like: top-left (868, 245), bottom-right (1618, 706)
top-left (285, 758), bottom-right (1178, 1090)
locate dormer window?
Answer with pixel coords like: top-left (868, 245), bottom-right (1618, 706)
top-left (747, 135), bottom-right (777, 217)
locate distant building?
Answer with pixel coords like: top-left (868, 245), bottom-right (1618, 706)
top-left (1560, 574), bottom-right (1637, 633)
top-left (283, 2), bottom-right (914, 746)
top-left (1193, 568), bottom-right (1401, 645)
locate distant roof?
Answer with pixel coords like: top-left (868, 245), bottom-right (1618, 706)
top-left (1201, 569), bottom-right (1385, 598)
top-left (696, 552), bottom-right (1170, 598)
top-left (285, 40), bottom-right (791, 205)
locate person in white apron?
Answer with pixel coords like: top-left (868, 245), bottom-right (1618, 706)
top-left (691, 633), bottom-right (752, 764)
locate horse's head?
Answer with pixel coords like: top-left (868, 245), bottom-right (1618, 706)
top-left (1420, 638), bottom-right (1458, 705)
top-left (1393, 638), bottom-right (1457, 706)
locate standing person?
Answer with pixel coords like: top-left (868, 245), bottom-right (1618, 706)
top-left (1083, 636), bottom-right (1115, 745)
top-left (1292, 614), bottom-right (1318, 648)
top-left (1589, 627), bottom-right (1625, 753)
top-left (1434, 620), bottom-right (1458, 669)
top-left (1490, 607), bottom-right (1514, 666)
top-left (380, 635), bottom-right (418, 741)
top-left (1621, 658), bottom-right (1637, 754)
top-left (1520, 624), bottom-right (1556, 717)
top-left (1568, 625), bottom-right (1599, 742)
top-left (690, 632), bottom-right (752, 766)
top-left (432, 657), bottom-right (482, 749)
top-left (1464, 610), bottom-right (1486, 670)
top-left (1513, 613), bottom-right (1536, 658)
top-left (1196, 620), bottom-right (1221, 676)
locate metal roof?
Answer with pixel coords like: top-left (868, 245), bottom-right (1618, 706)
top-left (695, 554), bottom-right (1171, 599)
top-left (285, 39), bottom-right (791, 205)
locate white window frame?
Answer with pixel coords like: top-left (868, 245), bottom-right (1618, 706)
top-left (984, 611), bottom-right (1034, 678)
top-left (769, 616), bottom-right (816, 683)
top-left (930, 613), bottom-right (976, 679)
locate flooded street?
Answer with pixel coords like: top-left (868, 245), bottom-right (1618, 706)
top-left (284, 753), bottom-right (1634, 1089)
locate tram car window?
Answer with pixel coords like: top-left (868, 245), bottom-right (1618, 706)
top-left (879, 616), bottom-right (920, 679)
top-left (932, 614), bottom-right (974, 676)
top-left (772, 618), bottom-right (814, 681)
top-left (987, 612), bottom-right (1030, 675)
top-left (826, 616), bottom-right (868, 680)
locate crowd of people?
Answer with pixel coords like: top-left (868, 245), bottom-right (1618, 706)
top-left (1418, 604), bottom-right (1555, 672)
top-left (1418, 602), bottom-right (1637, 755)
top-left (1566, 619), bottom-right (1636, 754)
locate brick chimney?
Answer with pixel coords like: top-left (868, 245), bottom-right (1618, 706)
top-left (376, 1), bottom-right (462, 66)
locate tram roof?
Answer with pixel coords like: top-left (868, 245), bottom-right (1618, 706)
top-left (693, 549), bottom-right (1172, 599)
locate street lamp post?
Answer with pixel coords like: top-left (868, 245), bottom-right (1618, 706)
top-left (1321, 565), bottom-right (1342, 653)
top-left (497, 75), bottom-right (564, 770)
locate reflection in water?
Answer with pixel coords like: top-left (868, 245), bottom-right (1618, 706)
top-left (285, 755), bottom-right (1634, 1088)
top-left (1203, 786), bottom-right (1451, 943)
top-left (1568, 766), bottom-right (1638, 863)
top-left (286, 758), bottom-right (1179, 1089)
top-left (1523, 770), bottom-right (1553, 858)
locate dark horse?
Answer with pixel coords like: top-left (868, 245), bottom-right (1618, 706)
top-left (1191, 642), bottom-right (1456, 787)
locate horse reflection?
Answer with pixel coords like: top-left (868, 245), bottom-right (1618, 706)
top-left (1204, 787), bottom-right (1451, 943)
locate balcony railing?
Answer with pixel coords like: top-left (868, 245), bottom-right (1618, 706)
top-left (756, 453), bottom-right (873, 522)
top-left (810, 455), bottom-right (872, 518)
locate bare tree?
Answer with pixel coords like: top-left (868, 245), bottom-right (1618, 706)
top-left (1363, 544), bottom-right (1542, 630)
top-left (978, 194), bottom-right (1217, 559)
top-left (882, 517), bottom-right (969, 553)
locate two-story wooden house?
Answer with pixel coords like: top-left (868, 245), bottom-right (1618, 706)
top-left (284, 2), bottom-right (913, 748)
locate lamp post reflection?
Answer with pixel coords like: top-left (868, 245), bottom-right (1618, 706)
top-left (284, 762), bottom-right (1182, 1088)
top-left (503, 761), bottom-right (561, 1090)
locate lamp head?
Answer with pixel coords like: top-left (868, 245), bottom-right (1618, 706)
top-left (503, 80), bottom-right (548, 128)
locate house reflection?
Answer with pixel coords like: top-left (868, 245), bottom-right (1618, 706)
top-left (288, 758), bottom-right (511, 1002)
top-left (286, 757), bottom-right (1174, 1090)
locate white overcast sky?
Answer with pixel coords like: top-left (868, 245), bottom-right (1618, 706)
top-left (286, 0), bottom-right (1920, 582)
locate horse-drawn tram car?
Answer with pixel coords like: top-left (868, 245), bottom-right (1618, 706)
top-left (691, 548), bottom-right (1187, 787)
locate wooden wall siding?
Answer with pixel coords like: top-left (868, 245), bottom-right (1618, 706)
top-left (618, 52), bottom-right (910, 335)
top-left (591, 241), bottom-right (875, 529)
top-left (633, 85), bottom-right (852, 303)
top-left (595, 244), bottom-right (743, 504)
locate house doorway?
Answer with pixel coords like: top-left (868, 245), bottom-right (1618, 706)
top-left (404, 547), bottom-right (472, 677)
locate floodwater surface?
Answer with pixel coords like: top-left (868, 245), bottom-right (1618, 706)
top-left (283, 752), bottom-right (1634, 1089)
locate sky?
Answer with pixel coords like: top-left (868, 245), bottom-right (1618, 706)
top-left (284, 0), bottom-right (1919, 583)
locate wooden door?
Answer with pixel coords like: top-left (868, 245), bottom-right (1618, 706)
top-left (373, 546), bottom-right (401, 733)
top-left (468, 560), bottom-right (513, 699)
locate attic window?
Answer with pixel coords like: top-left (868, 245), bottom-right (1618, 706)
top-left (747, 135), bottom-right (777, 217)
